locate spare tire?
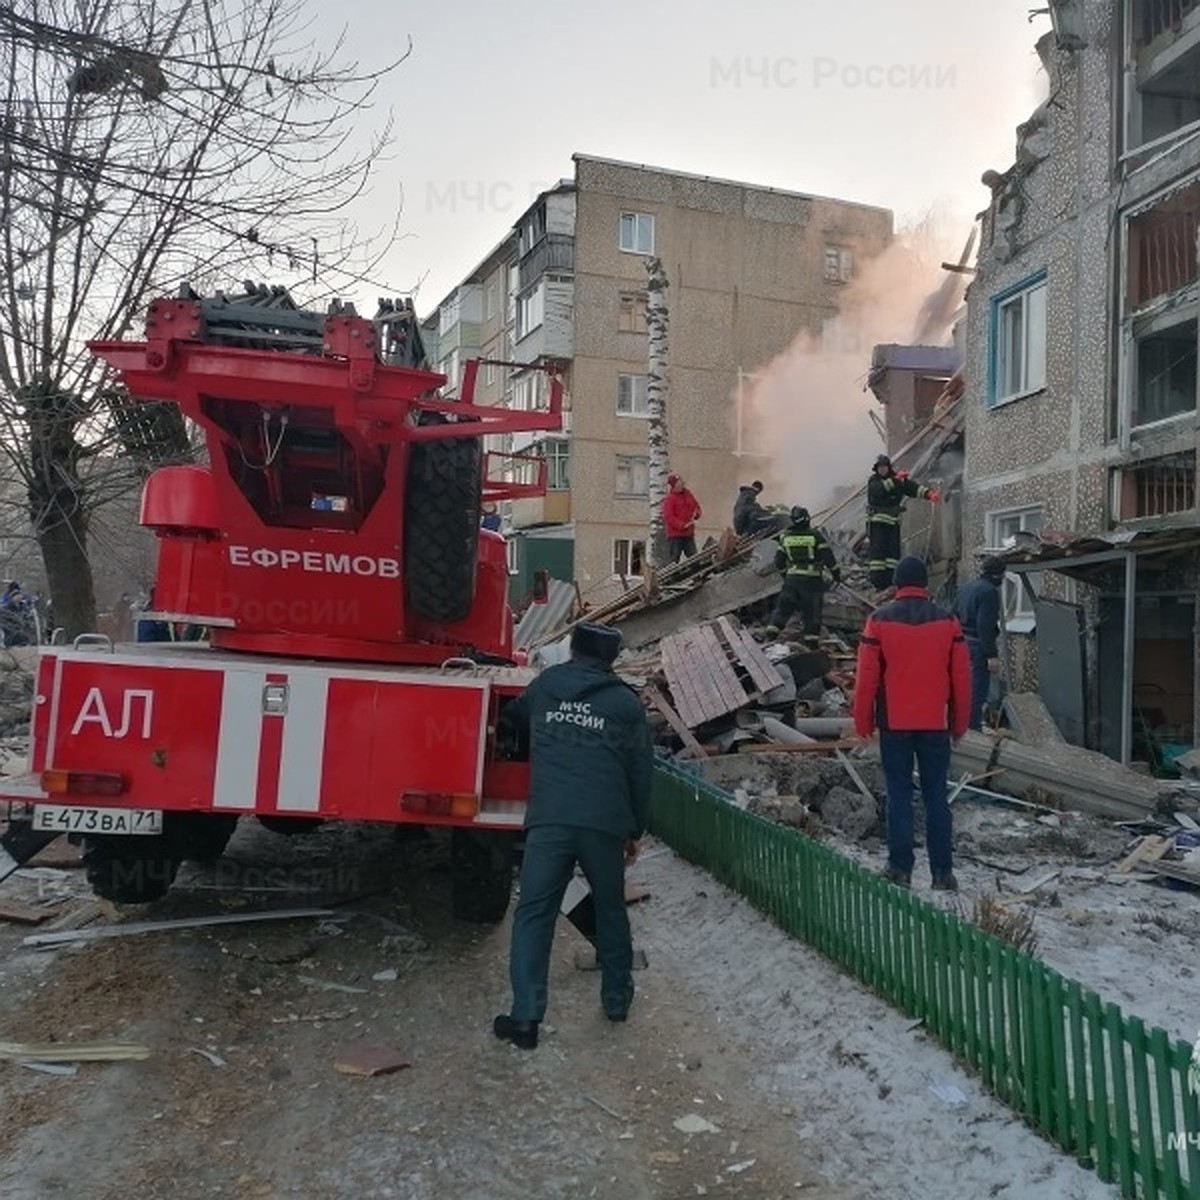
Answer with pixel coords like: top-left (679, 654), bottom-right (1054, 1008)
top-left (405, 418), bottom-right (482, 624)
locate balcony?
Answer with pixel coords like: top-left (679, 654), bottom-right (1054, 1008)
top-left (518, 234), bottom-right (575, 292)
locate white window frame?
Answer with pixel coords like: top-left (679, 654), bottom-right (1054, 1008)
top-left (823, 246), bottom-right (853, 283)
top-left (612, 537), bottom-right (646, 579)
top-left (616, 373), bottom-right (649, 417)
top-left (619, 212), bottom-right (655, 255)
top-left (985, 506), bottom-right (1044, 631)
top-left (615, 454), bottom-right (649, 497)
top-left (515, 283), bottom-right (545, 341)
top-left (1128, 308), bottom-right (1199, 432)
top-left (545, 438), bottom-right (570, 491)
top-left (989, 275), bottom-right (1048, 407)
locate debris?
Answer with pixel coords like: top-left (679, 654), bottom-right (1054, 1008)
top-left (835, 749), bottom-right (878, 809)
top-left (333, 1044), bottom-right (411, 1077)
top-left (820, 786), bottom-right (877, 840)
top-left (645, 687), bottom-right (709, 760)
top-left (929, 1079), bottom-right (968, 1110)
top-left (674, 1113), bottom-right (721, 1134)
top-left (0, 1040), bottom-right (150, 1063)
top-left (624, 883), bottom-right (651, 905)
top-left (583, 1094), bottom-right (627, 1123)
top-left (0, 898), bottom-right (55, 925)
top-left (1114, 835), bottom-right (1173, 874)
top-left (737, 738), bottom-right (861, 756)
top-left (23, 908), bottom-right (340, 949)
top-left (660, 619), bottom-right (779, 729)
top-left (1174, 812), bottom-right (1200, 832)
top-left (371, 969), bottom-right (399, 983)
top-left (19, 1061), bottom-right (78, 1077)
top-left (1001, 693), bottom-right (1066, 748)
top-left (189, 1047), bottom-right (227, 1068)
top-left (1011, 868), bottom-right (1061, 894)
top-left (272, 1009), bottom-right (354, 1025)
top-left (298, 974), bottom-right (369, 995)
top-left (726, 1159), bottom-right (756, 1174)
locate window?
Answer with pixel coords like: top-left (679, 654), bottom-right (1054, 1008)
top-left (989, 274), bottom-right (1047, 405)
top-left (515, 283), bottom-right (544, 340)
top-left (1132, 313), bottom-right (1197, 427)
top-left (510, 374), bottom-right (547, 412)
top-left (545, 439), bottom-right (570, 491)
top-left (824, 246), bottom-right (853, 283)
top-left (485, 282), bottom-right (498, 321)
top-left (613, 537), bottom-right (646, 578)
top-left (1113, 451), bottom-right (1197, 519)
top-left (1127, 184), bottom-right (1200, 309)
top-left (617, 373), bottom-right (649, 416)
top-left (1128, 4), bottom-right (1200, 149)
top-left (615, 454), bottom-right (649, 496)
top-left (519, 204), bottom-right (547, 257)
top-left (485, 360), bottom-right (498, 387)
top-left (987, 507), bottom-right (1044, 626)
top-left (619, 292), bottom-right (649, 333)
top-left (619, 212), bottom-right (655, 254)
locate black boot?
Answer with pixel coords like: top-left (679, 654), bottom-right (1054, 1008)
top-left (493, 1014), bottom-right (538, 1049)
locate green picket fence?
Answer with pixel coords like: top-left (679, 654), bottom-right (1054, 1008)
top-left (650, 762), bottom-right (1200, 1200)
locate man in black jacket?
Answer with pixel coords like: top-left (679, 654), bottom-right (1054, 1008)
top-left (953, 556), bottom-right (1007, 730)
top-left (764, 507), bottom-right (839, 639)
top-left (494, 623), bottom-right (653, 1050)
top-left (866, 455), bottom-right (939, 590)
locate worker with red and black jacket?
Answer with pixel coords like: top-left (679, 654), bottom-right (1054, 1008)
top-left (662, 473), bottom-right (702, 563)
top-left (853, 556), bottom-right (971, 892)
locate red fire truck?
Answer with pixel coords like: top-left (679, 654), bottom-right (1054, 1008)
top-left (0, 286), bottom-right (564, 922)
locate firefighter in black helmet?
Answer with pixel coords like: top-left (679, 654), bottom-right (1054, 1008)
top-left (764, 507), bottom-right (839, 639)
top-left (866, 454), bottom-right (939, 591)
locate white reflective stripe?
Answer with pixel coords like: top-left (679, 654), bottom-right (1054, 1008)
top-left (213, 673), bottom-right (264, 810)
top-left (275, 674), bottom-right (329, 813)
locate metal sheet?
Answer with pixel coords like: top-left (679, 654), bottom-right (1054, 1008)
top-left (513, 579), bottom-right (575, 649)
top-left (1035, 598), bottom-right (1087, 747)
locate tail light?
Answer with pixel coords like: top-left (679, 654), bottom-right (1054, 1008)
top-left (401, 792), bottom-right (478, 818)
top-left (41, 769), bottom-right (126, 797)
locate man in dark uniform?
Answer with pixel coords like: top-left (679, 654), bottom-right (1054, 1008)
top-left (866, 454), bottom-right (939, 591)
top-left (493, 622), bottom-right (653, 1050)
top-left (763, 507), bottom-right (839, 639)
top-left (732, 480), bottom-right (765, 535)
top-left (954, 556), bottom-right (1007, 730)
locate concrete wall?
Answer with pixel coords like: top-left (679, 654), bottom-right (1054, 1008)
top-left (570, 156), bottom-right (892, 594)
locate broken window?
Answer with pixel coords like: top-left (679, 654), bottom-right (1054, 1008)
top-left (1127, 183), bottom-right (1200, 308)
top-left (1128, 2), bottom-right (1200, 147)
top-left (1113, 450), bottom-right (1197, 518)
top-left (824, 246), bottom-right (853, 283)
top-left (615, 454), bottom-right (649, 497)
top-left (987, 507), bottom-right (1043, 625)
top-left (612, 537), bottom-right (645, 578)
top-left (988, 274), bottom-right (1047, 405)
top-left (618, 291), bottom-right (648, 333)
top-left (1131, 312), bottom-right (1197, 426)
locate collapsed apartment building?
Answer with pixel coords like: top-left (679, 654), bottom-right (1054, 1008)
top-left (961, 0), bottom-right (1200, 767)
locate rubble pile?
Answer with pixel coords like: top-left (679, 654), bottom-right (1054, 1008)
top-left (0, 650), bottom-right (35, 740)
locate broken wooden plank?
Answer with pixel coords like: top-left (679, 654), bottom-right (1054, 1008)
top-left (0, 1040), bottom-right (150, 1063)
top-left (23, 907), bottom-right (340, 949)
top-left (716, 616), bottom-right (779, 693)
top-left (333, 1044), bottom-right (411, 1077)
top-left (0, 899), bottom-right (55, 926)
top-left (646, 688), bottom-right (709, 760)
top-left (737, 738), bottom-right (863, 755)
top-left (1114, 835), bottom-right (1173, 874)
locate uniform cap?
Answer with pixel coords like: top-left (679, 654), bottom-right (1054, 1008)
top-left (570, 622), bottom-right (622, 666)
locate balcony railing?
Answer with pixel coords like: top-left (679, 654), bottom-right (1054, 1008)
top-left (1136, 0), bottom-right (1200, 48)
top-left (518, 234), bottom-right (574, 292)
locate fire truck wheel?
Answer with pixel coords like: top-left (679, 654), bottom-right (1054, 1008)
top-left (82, 836), bottom-right (181, 904)
top-left (450, 828), bottom-right (516, 924)
top-left (405, 423), bottom-right (482, 624)
top-left (175, 814), bottom-right (239, 862)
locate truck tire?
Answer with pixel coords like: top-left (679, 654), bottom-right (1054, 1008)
top-left (451, 828), bottom-right (515, 924)
top-left (82, 835), bottom-right (181, 904)
top-left (175, 814), bottom-right (239, 863)
top-left (405, 420), bottom-right (482, 624)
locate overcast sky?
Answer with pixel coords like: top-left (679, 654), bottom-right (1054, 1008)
top-left (315, 0), bottom-right (1050, 310)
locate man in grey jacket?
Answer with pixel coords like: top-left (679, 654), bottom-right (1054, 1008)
top-left (493, 623), bottom-right (653, 1050)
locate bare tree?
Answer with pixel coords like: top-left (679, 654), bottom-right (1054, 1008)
top-left (644, 254), bottom-right (670, 568)
top-left (0, 0), bottom-right (405, 636)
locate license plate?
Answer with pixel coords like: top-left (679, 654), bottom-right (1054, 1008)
top-left (32, 806), bottom-right (163, 836)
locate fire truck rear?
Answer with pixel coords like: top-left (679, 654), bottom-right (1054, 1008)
top-left (0, 286), bottom-right (563, 922)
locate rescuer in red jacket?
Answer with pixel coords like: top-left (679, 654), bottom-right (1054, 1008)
top-left (662, 473), bottom-right (702, 563)
top-left (853, 556), bottom-right (971, 891)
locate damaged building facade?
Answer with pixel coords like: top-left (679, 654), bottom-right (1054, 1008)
top-left (963, 0), bottom-right (1200, 764)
